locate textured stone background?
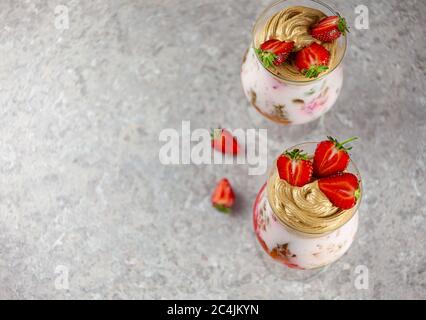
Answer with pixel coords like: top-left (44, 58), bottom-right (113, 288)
top-left (0, 0), bottom-right (425, 299)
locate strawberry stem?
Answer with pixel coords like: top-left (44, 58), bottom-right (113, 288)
top-left (338, 136), bottom-right (358, 149)
top-left (211, 127), bottom-right (222, 140)
top-left (328, 136), bottom-right (358, 151)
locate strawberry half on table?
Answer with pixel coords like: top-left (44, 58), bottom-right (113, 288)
top-left (318, 173), bottom-right (360, 210)
top-left (255, 39), bottom-right (295, 68)
top-left (211, 128), bottom-right (240, 155)
top-left (211, 178), bottom-right (235, 213)
top-left (313, 136), bottom-right (358, 177)
top-left (294, 42), bottom-right (330, 78)
top-left (311, 15), bottom-right (349, 42)
top-left (277, 149), bottom-right (313, 187)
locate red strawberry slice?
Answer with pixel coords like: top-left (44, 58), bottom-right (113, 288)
top-left (260, 39), bottom-right (282, 51)
top-left (318, 173), bottom-right (360, 209)
top-left (277, 149), bottom-right (313, 187)
top-left (313, 136), bottom-right (358, 177)
top-left (311, 15), bottom-right (349, 42)
top-left (211, 178), bottom-right (235, 213)
top-left (294, 42), bottom-right (330, 78)
top-left (256, 39), bottom-right (295, 67)
top-left (211, 128), bottom-right (240, 155)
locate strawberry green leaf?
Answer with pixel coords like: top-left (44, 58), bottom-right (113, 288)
top-left (354, 188), bottom-right (361, 201)
top-left (284, 148), bottom-right (309, 160)
top-left (338, 17), bottom-right (350, 34)
top-left (305, 65), bottom-right (329, 79)
top-left (213, 204), bottom-right (231, 214)
top-left (255, 48), bottom-right (277, 68)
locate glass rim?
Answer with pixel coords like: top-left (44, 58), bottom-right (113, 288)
top-left (251, 0), bottom-right (348, 85)
top-left (268, 141), bottom-right (362, 237)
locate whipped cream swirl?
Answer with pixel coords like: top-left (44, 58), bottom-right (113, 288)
top-left (267, 170), bottom-right (356, 235)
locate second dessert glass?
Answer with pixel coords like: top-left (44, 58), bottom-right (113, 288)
top-left (241, 0), bottom-right (347, 125)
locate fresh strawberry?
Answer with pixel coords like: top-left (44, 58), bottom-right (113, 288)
top-left (211, 178), bottom-right (235, 213)
top-left (313, 136), bottom-right (358, 177)
top-left (211, 128), bottom-right (240, 155)
top-left (277, 149), bottom-right (313, 187)
top-left (294, 42), bottom-right (330, 78)
top-left (256, 39), bottom-right (295, 67)
top-left (318, 173), bottom-right (360, 209)
top-left (311, 15), bottom-right (349, 42)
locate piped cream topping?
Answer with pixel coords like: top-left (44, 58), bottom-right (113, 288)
top-left (267, 169), bottom-right (356, 235)
top-left (254, 6), bottom-right (345, 82)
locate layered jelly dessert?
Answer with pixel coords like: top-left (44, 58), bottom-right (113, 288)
top-left (253, 138), bottom-right (362, 269)
top-left (241, 0), bottom-right (348, 124)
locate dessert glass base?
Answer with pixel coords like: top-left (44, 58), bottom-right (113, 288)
top-left (252, 213), bottom-right (330, 282)
top-left (241, 47), bottom-right (343, 125)
top-left (253, 183), bottom-right (359, 270)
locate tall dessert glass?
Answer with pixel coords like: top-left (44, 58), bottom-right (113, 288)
top-left (253, 142), bottom-right (362, 270)
top-left (241, 0), bottom-right (347, 125)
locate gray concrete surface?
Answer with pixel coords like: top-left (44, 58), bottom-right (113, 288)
top-left (0, 0), bottom-right (425, 299)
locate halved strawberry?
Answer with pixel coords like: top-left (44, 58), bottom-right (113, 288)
top-left (311, 15), bottom-right (349, 42)
top-left (277, 149), bottom-right (313, 187)
top-left (256, 39), bottom-right (295, 68)
top-left (313, 136), bottom-right (358, 177)
top-left (211, 178), bottom-right (235, 213)
top-left (294, 42), bottom-right (330, 78)
top-left (318, 173), bottom-right (360, 209)
top-left (211, 128), bottom-right (240, 155)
